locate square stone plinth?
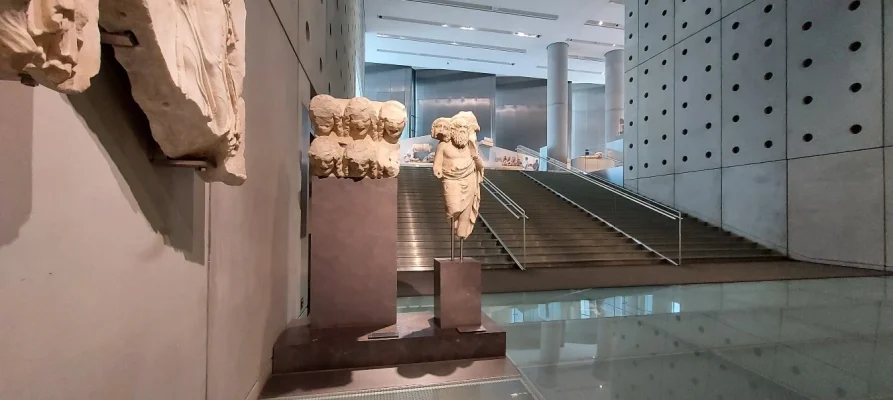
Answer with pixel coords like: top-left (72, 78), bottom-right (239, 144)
top-left (434, 258), bottom-right (482, 329)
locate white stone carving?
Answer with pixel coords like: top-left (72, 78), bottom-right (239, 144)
top-left (308, 94), bottom-right (407, 179)
top-left (99, 0), bottom-right (247, 185)
top-left (433, 112), bottom-right (485, 239)
top-left (309, 94), bottom-right (344, 177)
top-left (0, 0), bottom-right (101, 93)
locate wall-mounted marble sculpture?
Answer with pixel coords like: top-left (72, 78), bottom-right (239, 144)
top-left (0, 0), bottom-right (101, 93)
top-left (100, 0), bottom-right (247, 185)
top-left (432, 112), bottom-right (485, 239)
top-left (308, 94), bottom-right (407, 179)
top-left (0, 0), bottom-right (248, 185)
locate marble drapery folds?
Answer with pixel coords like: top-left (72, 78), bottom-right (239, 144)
top-left (432, 111), bottom-right (485, 239)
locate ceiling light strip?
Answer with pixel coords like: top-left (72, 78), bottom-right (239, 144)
top-left (377, 49), bottom-right (516, 66)
top-left (569, 54), bottom-right (605, 62)
top-left (584, 20), bottom-right (624, 29)
top-left (376, 15), bottom-right (540, 37)
top-left (376, 33), bottom-right (526, 53)
top-left (536, 66), bottom-right (603, 74)
top-left (405, 0), bottom-right (559, 20)
top-left (567, 38), bottom-right (623, 48)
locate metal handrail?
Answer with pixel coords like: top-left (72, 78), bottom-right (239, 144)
top-left (521, 171), bottom-right (680, 266)
top-left (517, 146), bottom-right (682, 220)
top-left (480, 179), bottom-right (526, 270)
top-left (483, 176), bottom-right (528, 219)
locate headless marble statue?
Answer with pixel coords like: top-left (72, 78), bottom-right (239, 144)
top-left (433, 112), bottom-right (485, 241)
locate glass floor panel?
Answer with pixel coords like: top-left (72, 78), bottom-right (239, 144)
top-left (391, 277), bottom-right (893, 399)
top-left (272, 377), bottom-right (535, 400)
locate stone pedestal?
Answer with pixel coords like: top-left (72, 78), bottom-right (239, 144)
top-left (309, 176), bottom-right (397, 329)
top-left (433, 258), bottom-right (482, 330)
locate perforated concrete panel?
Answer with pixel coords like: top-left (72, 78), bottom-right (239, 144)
top-left (675, 0), bottom-right (721, 43)
top-left (721, 0), bottom-right (786, 167)
top-left (786, 0), bottom-right (882, 159)
top-left (626, 1), bottom-right (640, 71)
top-left (674, 23), bottom-right (721, 173)
top-left (637, 52), bottom-right (675, 178)
top-left (638, 174), bottom-right (675, 206)
top-left (789, 149), bottom-right (884, 268)
top-left (722, 0), bottom-right (756, 17)
top-left (638, 0), bottom-right (675, 64)
top-left (675, 168), bottom-right (721, 225)
top-left (722, 160), bottom-right (787, 251)
top-left (886, 0), bottom-right (893, 146)
top-left (624, 67), bottom-right (640, 179)
top-left (886, 148), bottom-right (893, 267)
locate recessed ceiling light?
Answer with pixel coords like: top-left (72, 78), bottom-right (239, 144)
top-left (515, 32), bottom-right (537, 38)
top-left (441, 24), bottom-right (449, 27)
top-left (460, 26), bottom-right (475, 30)
top-left (598, 20), bottom-right (604, 25)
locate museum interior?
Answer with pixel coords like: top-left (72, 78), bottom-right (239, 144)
top-left (2, 0), bottom-right (893, 399)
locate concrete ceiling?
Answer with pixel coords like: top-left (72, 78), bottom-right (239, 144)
top-left (364, 0), bottom-right (626, 84)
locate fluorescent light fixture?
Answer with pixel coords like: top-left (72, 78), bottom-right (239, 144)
top-left (376, 33), bottom-right (527, 53)
top-left (441, 24), bottom-right (449, 27)
top-left (460, 26), bottom-right (475, 30)
top-left (515, 32), bottom-right (537, 38)
top-left (584, 20), bottom-right (623, 29)
top-left (598, 20), bottom-right (604, 25)
top-left (377, 15), bottom-right (540, 37)
top-left (404, 0), bottom-right (559, 20)
top-left (567, 38), bottom-right (623, 48)
top-left (377, 49), bottom-right (516, 66)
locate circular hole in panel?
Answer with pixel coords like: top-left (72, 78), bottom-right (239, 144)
top-left (733, 84), bottom-right (740, 91)
top-left (733, 53), bottom-right (740, 60)
top-left (706, 65), bottom-right (712, 72)
top-left (629, 99), bottom-right (634, 104)
top-left (803, 95), bottom-right (813, 104)
top-left (764, 38), bottom-right (773, 47)
top-left (329, 23), bottom-right (332, 36)
top-left (662, 134), bottom-right (668, 140)
top-left (645, 22), bottom-right (650, 28)
top-left (645, 92), bottom-right (650, 98)
top-left (629, 143), bottom-right (634, 149)
top-left (662, 84), bottom-right (667, 90)
top-left (733, 146), bottom-right (740, 154)
top-left (644, 116), bottom-right (650, 121)
top-left (802, 58), bottom-right (813, 68)
top-left (764, 106), bottom-right (773, 114)
top-left (645, 45), bottom-right (650, 52)
top-left (682, 75), bottom-right (689, 82)
top-left (683, 22), bottom-right (689, 29)
top-left (682, 129), bottom-right (689, 135)
top-left (662, 159), bottom-right (668, 165)
top-left (706, 93), bottom-right (713, 101)
top-left (849, 1), bottom-right (861, 11)
top-left (683, 156), bottom-right (689, 162)
top-left (803, 133), bottom-right (814, 142)
top-left (733, 115), bottom-right (740, 122)
top-left (629, 33), bottom-right (634, 39)
top-left (683, 102), bottom-right (689, 108)
top-left (662, 34), bottom-right (668, 41)
top-left (630, 121), bottom-right (634, 126)
top-left (851, 124), bottom-right (863, 134)
top-left (662, 59), bottom-right (667, 66)
top-left (629, 11), bottom-right (634, 17)
top-left (765, 140), bottom-right (773, 148)
top-left (764, 4), bottom-right (773, 13)
top-left (802, 21), bottom-right (812, 30)
top-left (705, 36), bottom-right (712, 43)
top-left (850, 41), bottom-right (862, 51)
top-left (850, 82), bottom-right (862, 93)
top-left (644, 163), bottom-right (650, 168)
top-left (706, 151), bottom-right (713, 158)
top-left (629, 77), bottom-right (634, 82)
top-left (732, 21), bottom-right (740, 30)
top-left (644, 139), bottom-right (650, 144)
top-left (706, 7), bottom-right (712, 14)
top-left (706, 122), bottom-right (713, 129)
top-left (662, 109), bottom-right (667, 115)
top-left (764, 72), bottom-right (774, 80)
top-left (662, 9), bottom-right (667, 16)
top-left (682, 48), bottom-right (689, 55)
top-left (629, 55), bottom-right (633, 61)
top-left (305, 22), bottom-right (311, 41)
top-left (629, 165), bottom-right (634, 170)
top-left (328, 83), bottom-right (331, 92)
top-left (645, 69), bottom-right (650, 74)
top-left (319, 57), bottom-right (323, 71)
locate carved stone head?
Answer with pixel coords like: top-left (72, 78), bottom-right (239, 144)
top-left (431, 117), bottom-right (452, 141)
top-left (453, 111), bottom-right (480, 144)
top-left (450, 117), bottom-right (472, 148)
top-left (344, 97), bottom-right (376, 140)
top-left (379, 100), bottom-right (406, 144)
top-left (309, 94), bottom-right (341, 137)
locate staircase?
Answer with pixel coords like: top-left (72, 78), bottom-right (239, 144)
top-left (525, 171), bottom-right (785, 263)
top-left (397, 167), bottom-right (517, 271)
top-left (484, 170), bottom-right (663, 268)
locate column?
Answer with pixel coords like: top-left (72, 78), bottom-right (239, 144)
top-left (604, 49), bottom-right (625, 144)
top-left (547, 42), bottom-right (569, 163)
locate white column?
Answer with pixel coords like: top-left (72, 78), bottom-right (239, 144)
top-left (547, 42), bottom-right (570, 163)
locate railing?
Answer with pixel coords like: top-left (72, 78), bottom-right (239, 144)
top-left (516, 146), bottom-right (684, 265)
top-left (481, 175), bottom-right (528, 270)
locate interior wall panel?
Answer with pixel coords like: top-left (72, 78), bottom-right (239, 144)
top-left (626, 0), bottom-right (641, 71)
top-left (638, 174), bottom-right (676, 206)
top-left (496, 78), bottom-right (548, 152)
top-left (638, 0), bottom-right (676, 64)
top-left (675, 0), bottom-right (721, 43)
top-left (789, 149), bottom-right (885, 269)
top-left (786, 0), bottom-right (883, 159)
top-left (722, 0), bottom-right (756, 17)
top-left (721, 160), bottom-right (787, 251)
top-left (365, 63), bottom-right (414, 137)
top-left (721, 0), bottom-right (786, 167)
top-left (415, 71), bottom-right (495, 140)
top-left (624, 66), bottom-right (639, 179)
top-left (674, 23), bottom-right (722, 173)
top-left (675, 168), bottom-right (722, 225)
top-left (636, 50), bottom-right (675, 177)
top-left (571, 84), bottom-right (607, 158)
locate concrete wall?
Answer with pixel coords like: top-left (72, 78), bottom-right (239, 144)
top-left (623, 0), bottom-right (893, 271)
top-left (570, 83), bottom-right (607, 158)
top-left (0, 1), bottom-right (364, 399)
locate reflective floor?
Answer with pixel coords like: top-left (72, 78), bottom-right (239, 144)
top-left (396, 276), bottom-right (893, 400)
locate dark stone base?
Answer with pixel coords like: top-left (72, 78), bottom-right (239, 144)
top-left (309, 176), bottom-right (397, 329)
top-left (271, 312), bottom-right (506, 374)
top-left (434, 258), bottom-right (482, 329)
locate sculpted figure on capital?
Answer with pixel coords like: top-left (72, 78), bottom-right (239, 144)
top-left (432, 112), bottom-right (485, 239)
